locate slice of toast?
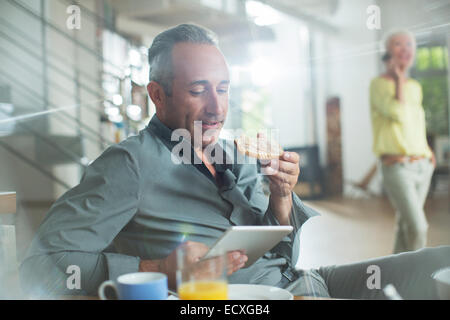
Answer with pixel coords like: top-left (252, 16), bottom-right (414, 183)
top-left (234, 134), bottom-right (283, 160)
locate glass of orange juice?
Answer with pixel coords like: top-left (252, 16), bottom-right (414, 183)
top-left (176, 248), bottom-right (228, 300)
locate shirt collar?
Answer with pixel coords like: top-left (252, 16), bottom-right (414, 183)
top-left (146, 114), bottom-right (179, 151)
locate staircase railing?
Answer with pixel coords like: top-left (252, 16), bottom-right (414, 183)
top-left (0, 0), bottom-right (128, 191)
top-left (0, 0), bottom-right (268, 192)
top-left (5, 0), bottom-right (123, 74)
top-left (0, 140), bottom-right (72, 190)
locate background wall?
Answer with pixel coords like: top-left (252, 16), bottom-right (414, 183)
top-left (0, 0), bottom-right (104, 259)
top-left (314, 0), bottom-right (381, 195)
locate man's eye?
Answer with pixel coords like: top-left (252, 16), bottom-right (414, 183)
top-left (217, 88), bottom-right (229, 94)
top-left (190, 90), bottom-right (205, 95)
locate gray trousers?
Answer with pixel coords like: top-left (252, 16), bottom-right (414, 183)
top-left (283, 246), bottom-right (450, 299)
top-left (381, 159), bottom-right (434, 253)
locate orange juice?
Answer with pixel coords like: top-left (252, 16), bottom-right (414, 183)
top-left (178, 281), bottom-right (228, 300)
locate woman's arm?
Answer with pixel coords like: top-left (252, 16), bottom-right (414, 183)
top-left (392, 63), bottom-right (406, 104)
top-left (394, 77), bottom-right (405, 103)
top-left (370, 78), bottom-right (405, 122)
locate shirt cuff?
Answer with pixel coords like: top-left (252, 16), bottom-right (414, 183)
top-left (262, 192), bottom-right (321, 264)
top-left (264, 193), bottom-right (320, 228)
top-left (290, 193), bottom-right (321, 229)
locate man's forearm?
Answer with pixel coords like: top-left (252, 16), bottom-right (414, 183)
top-left (269, 194), bottom-right (293, 225)
top-left (139, 259), bottom-right (163, 272)
top-left (139, 258), bottom-right (177, 289)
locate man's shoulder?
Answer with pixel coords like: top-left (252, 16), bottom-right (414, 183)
top-left (121, 126), bottom-right (166, 151)
top-left (94, 127), bottom-right (165, 166)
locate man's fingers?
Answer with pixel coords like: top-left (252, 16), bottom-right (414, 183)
top-left (260, 153), bottom-right (299, 168)
top-left (261, 165), bottom-right (277, 176)
top-left (228, 251), bottom-right (247, 265)
top-left (181, 241), bottom-right (210, 263)
top-left (226, 251), bottom-right (248, 274)
top-left (267, 171), bottom-right (294, 186)
top-left (281, 151), bottom-right (299, 164)
top-left (261, 159), bottom-right (282, 175)
top-left (262, 161), bottom-right (299, 178)
top-left (260, 155), bottom-right (299, 175)
top-left (277, 160), bottom-right (299, 176)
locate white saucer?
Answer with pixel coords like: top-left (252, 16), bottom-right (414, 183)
top-left (228, 284), bottom-right (293, 300)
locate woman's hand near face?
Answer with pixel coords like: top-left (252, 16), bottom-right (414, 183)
top-left (387, 59), bottom-right (406, 103)
top-left (388, 59), bottom-right (405, 82)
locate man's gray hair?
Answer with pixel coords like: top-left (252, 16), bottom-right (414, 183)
top-left (148, 23), bottom-right (219, 96)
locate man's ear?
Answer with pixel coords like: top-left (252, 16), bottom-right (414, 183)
top-left (147, 81), bottom-right (167, 111)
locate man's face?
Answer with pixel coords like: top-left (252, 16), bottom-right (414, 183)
top-left (162, 43), bottom-right (230, 149)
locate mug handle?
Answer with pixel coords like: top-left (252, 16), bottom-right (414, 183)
top-left (98, 280), bottom-right (117, 300)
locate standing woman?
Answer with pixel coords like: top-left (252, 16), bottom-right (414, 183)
top-left (370, 30), bottom-right (436, 254)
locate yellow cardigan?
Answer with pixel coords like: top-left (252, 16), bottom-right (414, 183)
top-left (369, 76), bottom-right (432, 158)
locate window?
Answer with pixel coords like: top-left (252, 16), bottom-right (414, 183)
top-left (412, 45), bottom-right (449, 136)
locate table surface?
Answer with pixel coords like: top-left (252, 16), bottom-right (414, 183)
top-left (0, 191), bottom-right (16, 215)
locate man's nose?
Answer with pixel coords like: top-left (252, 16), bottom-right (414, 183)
top-left (205, 90), bottom-right (224, 115)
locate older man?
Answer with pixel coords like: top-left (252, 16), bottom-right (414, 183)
top-left (20, 24), bottom-right (449, 299)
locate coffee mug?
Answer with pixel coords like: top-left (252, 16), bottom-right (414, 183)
top-left (98, 272), bottom-right (168, 300)
top-left (432, 267), bottom-right (450, 300)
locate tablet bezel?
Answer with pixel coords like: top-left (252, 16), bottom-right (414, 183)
top-left (203, 225), bottom-right (294, 267)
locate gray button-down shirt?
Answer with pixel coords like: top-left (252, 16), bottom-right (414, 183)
top-left (20, 115), bottom-right (319, 296)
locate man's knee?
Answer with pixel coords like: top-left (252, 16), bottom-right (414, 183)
top-left (415, 245), bottom-right (450, 261)
top-left (397, 245), bottom-right (450, 272)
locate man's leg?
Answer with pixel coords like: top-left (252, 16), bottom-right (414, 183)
top-left (283, 269), bottom-right (331, 298)
top-left (316, 246), bottom-right (450, 299)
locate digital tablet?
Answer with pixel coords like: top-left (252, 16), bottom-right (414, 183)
top-left (203, 226), bottom-right (294, 267)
